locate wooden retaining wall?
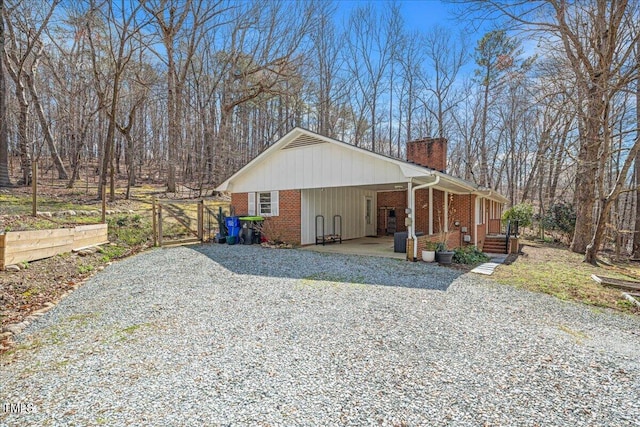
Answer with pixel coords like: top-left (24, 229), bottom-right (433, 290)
top-left (0, 224), bottom-right (108, 270)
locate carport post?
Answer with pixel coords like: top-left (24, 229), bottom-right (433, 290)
top-left (409, 176), bottom-right (439, 261)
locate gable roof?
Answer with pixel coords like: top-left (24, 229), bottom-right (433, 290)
top-left (216, 127), bottom-right (508, 204)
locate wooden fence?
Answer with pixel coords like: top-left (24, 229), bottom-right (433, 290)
top-left (0, 224), bottom-right (108, 270)
top-left (153, 199), bottom-right (219, 247)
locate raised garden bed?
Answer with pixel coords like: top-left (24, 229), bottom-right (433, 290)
top-left (0, 224), bottom-right (108, 270)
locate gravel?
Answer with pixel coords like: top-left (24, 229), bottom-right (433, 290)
top-left (1, 244), bottom-right (639, 426)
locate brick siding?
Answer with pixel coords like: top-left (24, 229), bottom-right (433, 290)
top-left (265, 190), bottom-right (301, 245)
top-left (231, 190), bottom-right (301, 245)
top-left (230, 193), bottom-right (248, 216)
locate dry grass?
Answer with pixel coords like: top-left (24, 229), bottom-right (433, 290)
top-left (493, 240), bottom-right (640, 314)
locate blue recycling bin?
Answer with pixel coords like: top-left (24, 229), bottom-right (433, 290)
top-left (225, 216), bottom-right (240, 238)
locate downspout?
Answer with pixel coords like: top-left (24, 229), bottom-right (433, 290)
top-left (410, 176), bottom-right (440, 261)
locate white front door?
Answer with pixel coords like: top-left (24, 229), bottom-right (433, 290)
top-left (365, 196), bottom-right (376, 236)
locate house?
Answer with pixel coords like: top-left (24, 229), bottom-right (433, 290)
top-left (215, 127), bottom-right (512, 259)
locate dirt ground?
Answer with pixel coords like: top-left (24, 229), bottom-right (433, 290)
top-left (0, 240), bottom-right (140, 354)
top-left (0, 251), bottom-right (108, 328)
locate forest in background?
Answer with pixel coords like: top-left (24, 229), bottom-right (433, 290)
top-left (0, 0), bottom-right (639, 263)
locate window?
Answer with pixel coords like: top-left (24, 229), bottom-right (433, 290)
top-left (248, 191), bottom-right (279, 216)
top-left (259, 192), bottom-right (272, 215)
top-left (476, 198), bottom-right (484, 225)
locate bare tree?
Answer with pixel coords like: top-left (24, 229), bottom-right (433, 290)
top-left (421, 25), bottom-right (469, 141)
top-left (86, 0), bottom-right (148, 200)
top-left (309, 2), bottom-right (344, 138)
top-left (344, 3), bottom-right (395, 151)
top-left (634, 38), bottom-right (640, 258)
top-left (3, 1), bottom-right (58, 184)
top-left (213, 0), bottom-right (315, 179)
top-left (145, 0), bottom-right (226, 193)
top-left (473, 30), bottom-right (530, 188)
top-left (396, 30), bottom-right (425, 155)
top-left (465, 1), bottom-right (640, 263)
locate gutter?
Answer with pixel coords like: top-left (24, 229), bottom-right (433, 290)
top-left (409, 176), bottom-right (440, 261)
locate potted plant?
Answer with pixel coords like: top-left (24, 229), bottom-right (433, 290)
top-left (422, 241), bottom-right (437, 262)
top-left (435, 194), bottom-right (456, 265)
top-left (435, 242), bottom-right (454, 264)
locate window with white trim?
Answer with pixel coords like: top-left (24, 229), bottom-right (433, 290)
top-left (248, 191), bottom-right (279, 217)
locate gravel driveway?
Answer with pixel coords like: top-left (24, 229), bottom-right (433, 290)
top-left (1, 244), bottom-right (639, 426)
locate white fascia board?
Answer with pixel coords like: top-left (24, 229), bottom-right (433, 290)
top-left (475, 189), bottom-right (509, 204)
top-left (432, 171), bottom-right (477, 193)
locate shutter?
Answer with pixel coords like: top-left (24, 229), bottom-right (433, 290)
top-left (271, 191), bottom-right (279, 216)
top-left (248, 192), bottom-right (256, 215)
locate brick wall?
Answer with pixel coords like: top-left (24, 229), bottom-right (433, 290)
top-left (415, 188), bottom-right (429, 235)
top-left (377, 191), bottom-right (407, 233)
top-left (408, 231), bottom-right (461, 261)
top-left (451, 194), bottom-right (475, 246)
top-left (431, 190), bottom-right (444, 233)
top-left (230, 190), bottom-right (302, 245)
top-left (265, 190), bottom-right (301, 245)
top-left (407, 192), bottom-right (478, 257)
top-left (230, 193), bottom-right (248, 216)
top-left (406, 138), bottom-right (447, 172)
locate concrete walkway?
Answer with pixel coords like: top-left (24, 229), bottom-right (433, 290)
top-left (470, 253), bottom-right (508, 275)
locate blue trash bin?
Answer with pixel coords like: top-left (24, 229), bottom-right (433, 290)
top-left (225, 217), bottom-right (240, 239)
top-left (225, 216), bottom-right (240, 229)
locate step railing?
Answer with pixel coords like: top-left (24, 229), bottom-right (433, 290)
top-left (505, 220), bottom-right (519, 252)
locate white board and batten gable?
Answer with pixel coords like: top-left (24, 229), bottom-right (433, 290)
top-left (216, 128), bottom-right (428, 193)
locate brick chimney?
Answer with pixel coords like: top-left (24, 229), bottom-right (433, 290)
top-left (406, 137), bottom-right (447, 172)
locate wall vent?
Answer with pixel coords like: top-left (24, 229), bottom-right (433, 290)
top-left (282, 135), bottom-right (327, 150)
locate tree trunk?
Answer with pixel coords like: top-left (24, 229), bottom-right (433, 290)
top-left (125, 133), bottom-right (135, 200)
top-left (165, 39), bottom-right (177, 193)
top-left (571, 93), bottom-right (602, 254)
top-left (633, 40), bottom-right (640, 258)
top-left (479, 72), bottom-right (490, 187)
top-left (15, 81), bottom-right (31, 185)
top-left (25, 71), bottom-right (68, 180)
top-left (0, 0), bottom-right (10, 187)
top-left (584, 130), bottom-right (640, 264)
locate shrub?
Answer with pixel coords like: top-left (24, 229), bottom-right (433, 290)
top-left (542, 202), bottom-right (576, 235)
top-left (424, 241), bottom-right (438, 251)
top-left (502, 203), bottom-right (533, 228)
top-left (453, 246), bottom-right (490, 264)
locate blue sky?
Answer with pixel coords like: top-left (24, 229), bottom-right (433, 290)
top-left (335, 1), bottom-right (462, 32)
